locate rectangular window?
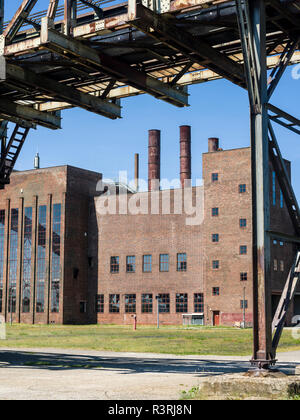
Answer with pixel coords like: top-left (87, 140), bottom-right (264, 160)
top-left (109, 294), bottom-right (120, 313)
top-left (158, 294), bottom-right (170, 313)
top-left (274, 259), bottom-right (278, 271)
top-left (212, 260), bottom-right (219, 269)
top-left (212, 207), bottom-right (219, 217)
top-left (212, 234), bottom-right (219, 243)
top-left (110, 256), bottom-right (119, 273)
top-left (8, 208), bottom-right (18, 313)
top-left (176, 293), bottom-right (188, 313)
top-left (177, 253), bottom-right (187, 272)
top-left (143, 255), bottom-right (152, 272)
top-left (212, 287), bottom-right (220, 296)
top-left (159, 254), bottom-right (169, 272)
top-left (125, 294), bottom-right (136, 313)
top-left (22, 207), bottom-right (32, 313)
top-left (95, 294), bottom-right (104, 313)
top-left (80, 301), bottom-right (87, 313)
top-left (241, 300), bottom-right (248, 309)
top-left (212, 173), bottom-right (218, 182)
top-left (280, 190), bottom-right (284, 208)
top-left (126, 256), bottom-right (136, 273)
top-left (240, 272), bottom-right (248, 281)
top-left (239, 184), bottom-right (246, 193)
top-left (51, 204), bottom-right (61, 313)
top-left (141, 294), bottom-right (153, 313)
top-left (272, 171), bottom-right (276, 205)
top-left (0, 210), bottom-right (5, 313)
top-left (36, 205), bottom-right (46, 313)
top-left (240, 245), bottom-right (247, 255)
top-left (194, 293), bottom-right (204, 313)
top-left (240, 218), bottom-right (247, 228)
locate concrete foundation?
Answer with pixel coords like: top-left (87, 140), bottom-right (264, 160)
top-left (199, 373), bottom-right (300, 400)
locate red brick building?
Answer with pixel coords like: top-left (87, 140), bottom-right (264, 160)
top-left (0, 129), bottom-right (298, 326)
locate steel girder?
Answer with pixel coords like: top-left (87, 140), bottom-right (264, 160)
top-left (129, 3), bottom-right (245, 87)
top-left (236, 0), bottom-right (300, 370)
top-left (39, 18), bottom-right (188, 108)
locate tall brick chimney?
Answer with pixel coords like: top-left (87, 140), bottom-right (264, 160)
top-left (208, 137), bottom-right (219, 152)
top-left (148, 129), bottom-right (161, 191)
top-left (180, 125), bottom-right (191, 188)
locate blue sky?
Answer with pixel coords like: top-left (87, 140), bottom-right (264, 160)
top-left (4, 1), bottom-right (300, 199)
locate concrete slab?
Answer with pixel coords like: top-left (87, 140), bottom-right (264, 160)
top-left (199, 373), bottom-right (300, 400)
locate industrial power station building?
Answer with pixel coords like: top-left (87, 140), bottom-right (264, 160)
top-left (0, 126), bottom-right (298, 326)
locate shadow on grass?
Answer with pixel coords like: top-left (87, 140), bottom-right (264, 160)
top-left (0, 350), bottom-right (298, 376)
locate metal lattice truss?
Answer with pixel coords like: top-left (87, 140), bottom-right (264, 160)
top-left (0, 0), bottom-right (300, 129)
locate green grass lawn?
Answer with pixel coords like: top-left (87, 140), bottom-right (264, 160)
top-left (0, 324), bottom-right (300, 356)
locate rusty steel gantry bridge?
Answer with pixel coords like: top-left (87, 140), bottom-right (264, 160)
top-left (1, 0), bottom-right (300, 371)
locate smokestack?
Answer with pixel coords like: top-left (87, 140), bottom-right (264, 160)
top-left (34, 152), bottom-right (40, 169)
top-left (208, 137), bottom-right (219, 153)
top-left (134, 153), bottom-right (139, 192)
top-left (180, 125), bottom-right (191, 188)
top-left (148, 129), bottom-right (160, 191)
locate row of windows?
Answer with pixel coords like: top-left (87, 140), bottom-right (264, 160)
top-left (212, 172), bottom-right (285, 210)
top-left (0, 204), bottom-right (61, 315)
top-left (212, 174), bottom-right (247, 195)
top-left (95, 293), bottom-right (204, 314)
top-left (110, 253), bottom-right (187, 274)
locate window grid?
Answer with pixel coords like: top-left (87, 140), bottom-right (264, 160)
top-left (0, 210), bottom-right (5, 313)
top-left (240, 272), bottom-right (248, 281)
top-left (158, 294), bottom-right (170, 313)
top-left (95, 294), bottom-right (104, 313)
top-left (126, 256), bottom-right (136, 273)
top-left (22, 207), bottom-right (32, 313)
top-left (141, 294), bottom-right (153, 313)
top-left (177, 253), bottom-right (187, 272)
top-left (194, 293), bottom-right (204, 313)
top-left (212, 207), bottom-right (219, 217)
top-left (36, 206), bottom-right (46, 313)
top-left (176, 293), bottom-right (188, 313)
top-left (8, 209), bottom-right (18, 313)
top-left (240, 245), bottom-right (247, 255)
top-left (212, 260), bottom-right (219, 270)
top-left (51, 204), bottom-right (61, 313)
top-left (212, 287), bottom-right (220, 296)
top-left (110, 256), bottom-right (119, 273)
top-left (240, 218), bottom-right (247, 228)
top-left (109, 294), bottom-right (120, 313)
top-left (143, 255), bottom-right (152, 272)
top-left (239, 184), bottom-right (246, 193)
top-left (212, 173), bottom-right (218, 182)
top-left (125, 294), bottom-right (136, 313)
top-left (159, 254), bottom-right (169, 272)
top-left (212, 234), bottom-right (219, 243)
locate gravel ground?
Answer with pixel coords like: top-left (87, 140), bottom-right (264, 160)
top-left (0, 347), bottom-right (299, 400)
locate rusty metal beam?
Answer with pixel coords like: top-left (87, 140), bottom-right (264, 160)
top-left (0, 58), bottom-right (121, 120)
top-left (0, 97), bottom-right (61, 129)
top-left (39, 18), bottom-right (188, 107)
top-left (129, 4), bottom-right (245, 86)
top-left (271, 251), bottom-right (300, 355)
top-left (47, 0), bottom-right (60, 20)
top-left (64, 0), bottom-right (77, 35)
top-left (3, 0), bottom-right (38, 43)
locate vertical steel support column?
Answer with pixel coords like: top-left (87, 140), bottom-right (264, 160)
top-left (64, 0), bottom-right (77, 35)
top-left (0, 0), bottom-right (4, 34)
top-left (249, 0), bottom-right (274, 369)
